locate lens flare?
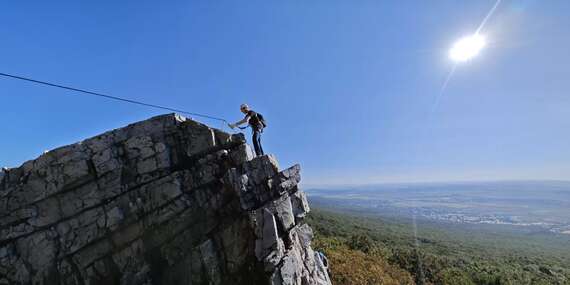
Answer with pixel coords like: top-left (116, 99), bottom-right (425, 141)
top-left (449, 34), bottom-right (486, 62)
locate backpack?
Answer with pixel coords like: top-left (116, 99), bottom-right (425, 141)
top-left (240, 111), bottom-right (267, 130)
top-left (256, 112), bottom-right (267, 128)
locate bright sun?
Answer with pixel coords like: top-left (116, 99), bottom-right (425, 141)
top-left (449, 34), bottom-right (486, 62)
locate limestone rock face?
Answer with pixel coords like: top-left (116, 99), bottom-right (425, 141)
top-left (0, 114), bottom-right (331, 285)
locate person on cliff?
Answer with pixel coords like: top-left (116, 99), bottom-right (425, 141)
top-left (228, 104), bottom-right (266, 157)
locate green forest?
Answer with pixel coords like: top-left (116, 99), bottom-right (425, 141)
top-left (306, 208), bottom-right (570, 285)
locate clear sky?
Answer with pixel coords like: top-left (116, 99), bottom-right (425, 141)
top-left (1, 1), bottom-right (569, 185)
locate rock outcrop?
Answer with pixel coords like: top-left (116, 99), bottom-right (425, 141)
top-left (0, 114), bottom-right (331, 285)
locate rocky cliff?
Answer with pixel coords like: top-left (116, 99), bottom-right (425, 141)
top-left (0, 114), bottom-right (331, 285)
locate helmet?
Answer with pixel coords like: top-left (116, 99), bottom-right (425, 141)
top-left (240, 104), bottom-right (249, 111)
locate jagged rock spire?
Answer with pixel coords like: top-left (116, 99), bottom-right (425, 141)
top-left (0, 114), bottom-right (331, 285)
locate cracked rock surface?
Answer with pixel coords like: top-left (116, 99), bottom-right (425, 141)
top-left (0, 114), bottom-right (331, 285)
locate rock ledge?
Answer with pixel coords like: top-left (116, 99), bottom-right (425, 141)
top-left (0, 114), bottom-right (331, 285)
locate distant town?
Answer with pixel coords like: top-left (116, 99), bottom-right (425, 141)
top-left (306, 181), bottom-right (570, 236)
top-left (411, 208), bottom-right (570, 235)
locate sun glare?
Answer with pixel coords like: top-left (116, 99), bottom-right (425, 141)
top-left (449, 34), bottom-right (486, 62)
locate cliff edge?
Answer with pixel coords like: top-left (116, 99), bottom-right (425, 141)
top-left (0, 114), bottom-right (331, 285)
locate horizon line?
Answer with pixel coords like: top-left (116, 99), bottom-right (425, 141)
top-left (301, 178), bottom-right (570, 189)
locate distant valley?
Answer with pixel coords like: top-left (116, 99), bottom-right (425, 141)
top-left (305, 181), bottom-right (570, 284)
top-left (306, 180), bottom-right (570, 235)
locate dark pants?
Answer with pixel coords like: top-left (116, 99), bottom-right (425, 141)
top-left (252, 130), bottom-right (264, 157)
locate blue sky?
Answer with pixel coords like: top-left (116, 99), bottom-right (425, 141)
top-left (1, 1), bottom-right (569, 185)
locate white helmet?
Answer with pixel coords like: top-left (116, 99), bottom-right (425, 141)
top-left (240, 104), bottom-right (250, 111)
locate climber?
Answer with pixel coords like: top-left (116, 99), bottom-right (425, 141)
top-left (316, 251), bottom-right (331, 276)
top-left (228, 104), bottom-right (266, 157)
top-left (317, 251), bottom-right (329, 269)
